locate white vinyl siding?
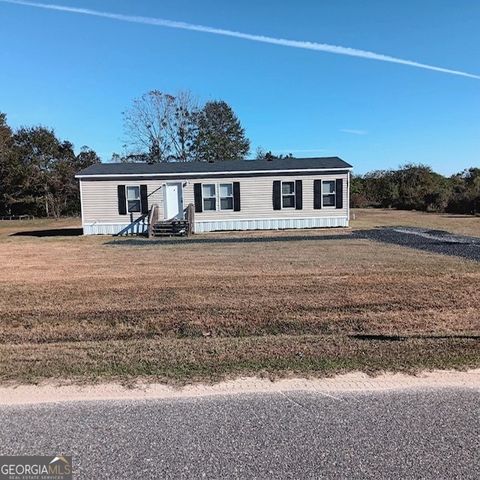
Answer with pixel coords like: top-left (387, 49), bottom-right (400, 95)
top-left (80, 180), bottom-right (164, 224)
top-left (80, 172), bottom-right (349, 233)
top-left (184, 173), bottom-right (349, 221)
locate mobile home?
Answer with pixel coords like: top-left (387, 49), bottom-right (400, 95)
top-left (75, 157), bottom-right (352, 235)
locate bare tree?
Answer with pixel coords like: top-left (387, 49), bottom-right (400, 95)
top-left (168, 90), bottom-right (198, 162)
top-left (122, 90), bottom-right (198, 163)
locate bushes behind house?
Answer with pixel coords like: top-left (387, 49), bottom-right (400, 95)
top-left (351, 164), bottom-right (480, 215)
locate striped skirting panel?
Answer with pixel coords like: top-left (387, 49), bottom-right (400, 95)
top-left (194, 216), bottom-right (349, 233)
top-left (83, 222), bottom-right (148, 235)
top-left (83, 217), bottom-right (348, 235)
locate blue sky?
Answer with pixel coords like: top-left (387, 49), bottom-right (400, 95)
top-left (0, 0), bottom-right (479, 174)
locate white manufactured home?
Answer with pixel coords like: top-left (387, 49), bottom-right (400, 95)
top-left (75, 157), bottom-right (352, 235)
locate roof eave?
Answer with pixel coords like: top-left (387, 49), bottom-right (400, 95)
top-left (75, 166), bottom-right (353, 179)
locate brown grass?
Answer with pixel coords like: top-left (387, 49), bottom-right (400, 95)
top-left (0, 209), bottom-right (479, 383)
top-left (352, 208), bottom-right (480, 237)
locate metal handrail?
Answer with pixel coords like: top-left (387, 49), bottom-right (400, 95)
top-left (114, 212), bottom-right (149, 237)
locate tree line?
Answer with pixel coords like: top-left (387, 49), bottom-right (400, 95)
top-left (0, 91), bottom-right (251, 217)
top-left (0, 113), bottom-right (100, 217)
top-left (1, 90), bottom-right (478, 218)
top-left (352, 164), bottom-right (480, 215)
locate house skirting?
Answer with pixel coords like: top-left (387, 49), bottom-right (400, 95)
top-left (83, 222), bottom-right (149, 235)
top-left (83, 216), bottom-right (348, 235)
top-left (194, 216), bottom-right (349, 233)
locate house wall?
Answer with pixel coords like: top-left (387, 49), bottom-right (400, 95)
top-left (183, 173), bottom-right (349, 232)
top-left (80, 179), bottom-right (165, 235)
top-left (80, 171), bottom-right (350, 234)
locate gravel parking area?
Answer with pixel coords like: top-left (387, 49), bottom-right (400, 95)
top-left (358, 227), bottom-right (480, 262)
top-left (111, 226), bottom-right (480, 262)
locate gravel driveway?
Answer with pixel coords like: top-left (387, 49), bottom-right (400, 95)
top-left (357, 227), bottom-right (480, 262)
top-left (110, 226), bottom-right (480, 262)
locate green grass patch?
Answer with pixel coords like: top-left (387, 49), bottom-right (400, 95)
top-left (1, 335), bottom-right (478, 385)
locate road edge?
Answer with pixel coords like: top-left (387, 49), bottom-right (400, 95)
top-left (0, 369), bottom-right (479, 406)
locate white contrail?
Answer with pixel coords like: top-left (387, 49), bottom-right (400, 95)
top-left (2, 0), bottom-right (479, 80)
top-left (340, 129), bottom-right (368, 135)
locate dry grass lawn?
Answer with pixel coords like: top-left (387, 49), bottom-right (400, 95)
top-left (352, 208), bottom-right (480, 237)
top-left (0, 209), bottom-right (479, 384)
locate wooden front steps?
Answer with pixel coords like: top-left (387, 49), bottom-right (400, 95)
top-left (148, 203), bottom-right (195, 238)
top-left (151, 219), bottom-right (189, 237)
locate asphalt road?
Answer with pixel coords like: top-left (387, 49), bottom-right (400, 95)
top-left (1, 389), bottom-right (479, 479)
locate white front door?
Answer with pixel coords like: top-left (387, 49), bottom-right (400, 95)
top-left (164, 183), bottom-right (184, 220)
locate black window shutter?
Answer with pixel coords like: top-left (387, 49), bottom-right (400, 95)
top-left (140, 185), bottom-right (148, 214)
top-left (273, 181), bottom-right (281, 210)
top-left (314, 180), bottom-right (322, 209)
top-left (194, 183), bottom-right (203, 213)
top-left (233, 182), bottom-right (241, 211)
top-left (295, 180), bottom-right (303, 210)
top-left (336, 179), bottom-right (343, 209)
top-left (117, 185), bottom-right (127, 215)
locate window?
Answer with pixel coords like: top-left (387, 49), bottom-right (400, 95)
top-left (202, 184), bottom-right (216, 211)
top-left (219, 183), bottom-right (233, 210)
top-left (282, 181), bottom-right (295, 208)
top-left (126, 186), bottom-right (141, 212)
top-left (322, 181), bottom-right (336, 207)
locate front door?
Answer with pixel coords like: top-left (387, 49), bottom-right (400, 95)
top-left (164, 183), bottom-right (184, 220)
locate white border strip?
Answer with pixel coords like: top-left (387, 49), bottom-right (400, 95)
top-left (79, 179), bottom-right (85, 232)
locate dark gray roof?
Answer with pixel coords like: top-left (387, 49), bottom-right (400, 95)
top-left (76, 157), bottom-right (352, 177)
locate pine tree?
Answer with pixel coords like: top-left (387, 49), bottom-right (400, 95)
top-left (193, 101), bottom-right (250, 161)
